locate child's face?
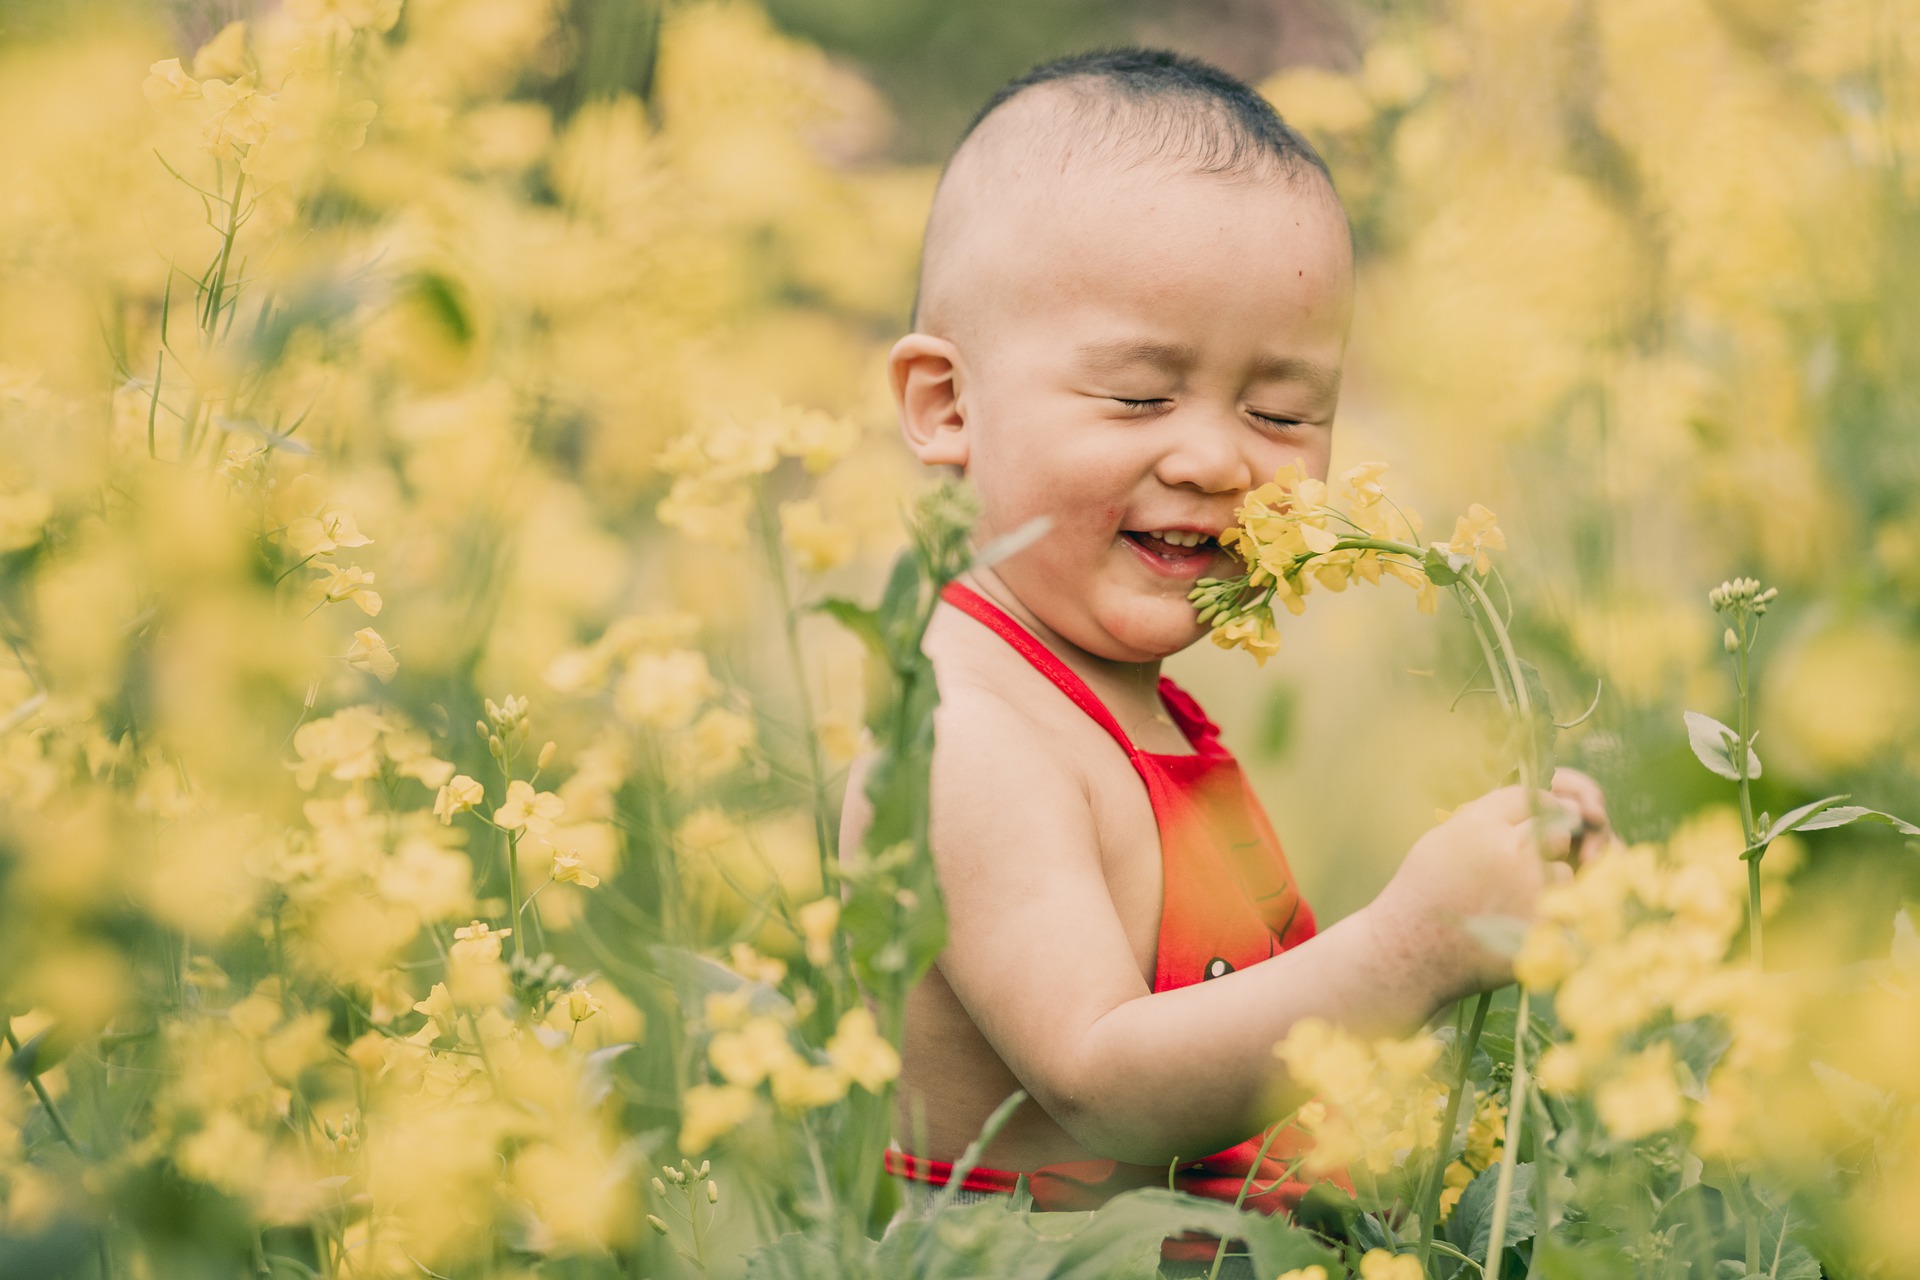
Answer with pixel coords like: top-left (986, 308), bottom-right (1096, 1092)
top-left (896, 161), bottom-right (1353, 663)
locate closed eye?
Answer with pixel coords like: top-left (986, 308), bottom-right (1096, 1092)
top-left (1113, 397), bottom-right (1167, 411)
top-left (1251, 412), bottom-right (1308, 429)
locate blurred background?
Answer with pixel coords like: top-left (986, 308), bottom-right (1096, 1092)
top-left (2, 0), bottom-right (1918, 1273)
top-left (7, 0), bottom-right (1917, 943)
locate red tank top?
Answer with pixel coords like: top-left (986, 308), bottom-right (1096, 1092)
top-left (884, 581), bottom-right (1324, 1237)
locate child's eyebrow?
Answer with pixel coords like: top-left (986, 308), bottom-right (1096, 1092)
top-left (1073, 339), bottom-right (1341, 400)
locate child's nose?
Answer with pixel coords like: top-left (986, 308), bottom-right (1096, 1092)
top-left (1152, 410), bottom-right (1255, 494)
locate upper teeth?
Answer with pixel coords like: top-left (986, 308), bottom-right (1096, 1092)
top-left (1152, 530), bottom-right (1209, 548)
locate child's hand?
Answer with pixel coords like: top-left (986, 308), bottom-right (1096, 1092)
top-left (1371, 771), bottom-right (1609, 999)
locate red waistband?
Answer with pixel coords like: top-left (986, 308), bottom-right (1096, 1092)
top-left (882, 1148), bottom-right (1023, 1195)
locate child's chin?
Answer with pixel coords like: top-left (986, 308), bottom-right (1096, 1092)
top-left (1100, 597), bottom-right (1210, 661)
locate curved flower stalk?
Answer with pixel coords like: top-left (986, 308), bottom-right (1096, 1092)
top-left (1194, 462), bottom-right (1561, 1277)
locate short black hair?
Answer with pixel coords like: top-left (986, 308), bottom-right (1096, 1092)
top-left (952, 46), bottom-right (1333, 187)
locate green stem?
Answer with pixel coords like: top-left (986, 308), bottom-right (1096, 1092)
top-left (504, 829), bottom-right (525, 963)
top-left (1460, 573), bottom-right (1538, 787)
top-left (2, 1020), bottom-right (86, 1158)
top-left (1485, 988), bottom-right (1532, 1280)
top-left (1418, 991), bottom-right (1492, 1269)
top-left (203, 169), bottom-right (246, 337)
top-left (1205, 1114), bottom-right (1295, 1280)
top-left (755, 486), bottom-right (835, 897)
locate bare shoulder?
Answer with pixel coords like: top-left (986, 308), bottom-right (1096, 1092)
top-left (838, 603), bottom-right (1096, 863)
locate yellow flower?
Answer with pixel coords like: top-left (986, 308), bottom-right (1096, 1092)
top-left (679, 1083), bottom-right (754, 1154)
top-left (552, 850), bottom-right (600, 889)
top-left (614, 649), bottom-right (719, 730)
top-left (495, 779), bottom-right (564, 833)
top-left (1277, 1269), bottom-right (1329, 1280)
top-left (708, 1016), bottom-right (797, 1087)
top-left (770, 1059), bottom-right (847, 1111)
top-left (286, 509), bottom-right (372, 559)
top-left (308, 563), bottom-right (383, 616)
top-left (780, 499), bottom-right (854, 574)
top-left (796, 897), bottom-right (839, 968)
top-left (564, 981), bottom-right (602, 1024)
top-left (450, 919), bottom-right (510, 963)
top-left (1595, 1043), bottom-right (1685, 1141)
top-left (143, 58), bottom-right (201, 103)
top-left (826, 1007), bottom-right (899, 1092)
top-left (727, 943), bottom-right (787, 987)
top-left (1210, 612), bottom-right (1281, 665)
top-left (199, 77), bottom-right (274, 161)
top-left (1359, 1249), bottom-right (1422, 1280)
top-left (289, 707), bottom-right (387, 788)
top-left (704, 989), bottom-right (753, 1031)
top-left (345, 628), bottom-right (398, 683)
top-left (177, 1111), bottom-right (269, 1195)
top-left (1438, 503), bottom-right (1506, 575)
top-left (684, 706), bottom-right (755, 777)
top-left (434, 775), bottom-right (484, 824)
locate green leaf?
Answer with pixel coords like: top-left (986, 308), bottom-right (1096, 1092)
top-left (1531, 1236), bottom-right (1633, 1280)
top-left (1421, 546), bottom-right (1461, 585)
top-left (1794, 805), bottom-right (1920, 838)
top-left (814, 597), bottom-right (885, 660)
top-left (746, 1230), bottom-right (875, 1280)
top-left (1447, 1162), bottom-right (1538, 1263)
top-left (1684, 710), bottom-right (1760, 781)
top-left (1745, 794), bottom-right (1850, 857)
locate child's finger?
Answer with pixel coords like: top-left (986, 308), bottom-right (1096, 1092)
top-left (1525, 814), bottom-right (1575, 861)
top-left (1550, 767), bottom-right (1611, 836)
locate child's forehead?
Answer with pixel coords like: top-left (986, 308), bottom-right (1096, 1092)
top-left (919, 99), bottom-right (1346, 342)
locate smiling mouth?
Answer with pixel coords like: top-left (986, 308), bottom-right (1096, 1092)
top-left (1121, 529), bottom-right (1221, 562)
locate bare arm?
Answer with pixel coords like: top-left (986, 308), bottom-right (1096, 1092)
top-left (926, 691), bottom-right (1593, 1165)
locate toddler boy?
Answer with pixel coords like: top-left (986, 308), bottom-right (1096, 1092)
top-left (845, 46), bottom-right (1610, 1271)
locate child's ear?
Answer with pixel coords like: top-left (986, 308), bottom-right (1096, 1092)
top-left (888, 333), bottom-right (969, 469)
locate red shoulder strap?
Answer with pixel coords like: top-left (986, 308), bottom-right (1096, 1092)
top-left (939, 581), bottom-right (1138, 757)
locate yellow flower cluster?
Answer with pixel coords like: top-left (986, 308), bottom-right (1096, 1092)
top-left (1196, 460), bottom-right (1504, 664)
top-left (1272, 1016), bottom-right (1444, 1177)
top-left (683, 996), bottom-right (899, 1153)
top-left (1514, 832), bottom-right (1788, 1147)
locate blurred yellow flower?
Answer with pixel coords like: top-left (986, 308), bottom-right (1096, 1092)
top-left (796, 896), bottom-right (839, 968)
top-left (826, 1007), bottom-right (899, 1092)
top-left (199, 77), bottom-right (275, 162)
top-left (770, 1059), bottom-right (847, 1111)
top-left (551, 849), bottom-right (599, 889)
top-left (564, 980), bottom-right (601, 1024)
top-left (709, 1015), bottom-right (796, 1087)
top-left (309, 562), bottom-right (383, 616)
top-left (191, 21), bottom-right (249, 80)
top-left (287, 508), bottom-right (373, 558)
top-left (614, 649), bottom-right (719, 730)
top-left (780, 498), bottom-right (854, 574)
top-left (346, 627), bottom-right (398, 682)
top-left (450, 920), bottom-right (510, 963)
top-left (434, 774), bottom-right (484, 824)
top-left (143, 58), bottom-right (201, 103)
top-left (1595, 1043), bottom-right (1686, 1141)
top-left (494, 779), bottom-right (563, 833)
top-left (679, 1083), bottom-right (754, 1155)
top-left (1359, 1249), bottom-right (1422, 1280)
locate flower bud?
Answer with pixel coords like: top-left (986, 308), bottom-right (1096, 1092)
top-left (1723, 628), bottom-right (1738, 653)
top-left (706, 1180), bottom-right (718, 1204)
top-left (697, 1160), bottom-right (710, 1178)
top-left (487, 733), bottom-right (504, 759)
top-left (537, 741), bottom-right (556, 770)
top-left (651, 1177), bottom-right (666, 1197)
top-left (476, 719), bottom-right (491, 739)
top-left (647, 1214), bottom-right (670, 1236)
